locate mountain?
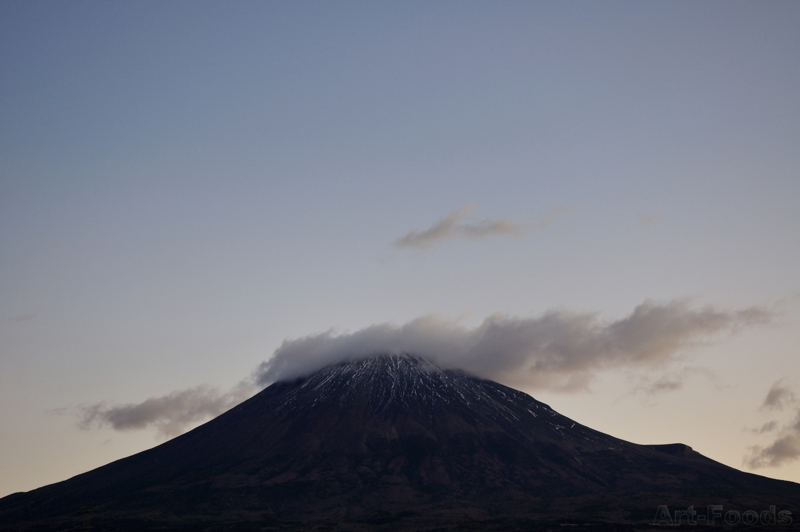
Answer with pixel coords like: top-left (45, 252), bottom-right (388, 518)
top-left (1, 353), bottom-right (798, 531)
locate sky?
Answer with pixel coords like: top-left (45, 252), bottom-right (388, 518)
top-left (1, 1), bottom-right (799, 498)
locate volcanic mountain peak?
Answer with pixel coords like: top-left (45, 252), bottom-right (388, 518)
top-left (3, 352), bottom-right (799, 531)
top-left (272, 352), bottom-right (557, 425)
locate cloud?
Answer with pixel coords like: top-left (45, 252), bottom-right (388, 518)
top-left (255, 299), bottom-right (772, 392)
top-left (9, 312), bottom-right (36, 322)
top-left (632, 366), bottom-right (718, 396)
top-left (647, 377), bottom-right (682, 393)
top-left (746, 433), bottom-right (800, 468)
top-left (747, 420), bottom-right (779, 435)
top-left (638, 213), bottom-right (663, 227)
top-left (745, 411), bottom-right (800, 469)
top-left (745, 383), bottom-right (800, 469)
top-left (535, 207), bottom-right (574, 230)
top-left (77, 298), bottom-right (774, 438)
top-left (761, 379), bottom-right (796, 411)
top-left (78, 381), bottom-right (254, 438)
top-left (392, 203), bottom-right (525, 250)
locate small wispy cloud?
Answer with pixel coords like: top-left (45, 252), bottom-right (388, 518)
top-left (638, 213), bottom-right (663, 228)
top-left (535, 207), bottom-right (574, 230)
top-left (77, 381), bottom-right (254, 438)
top-left (392, 203), bottom-right (525, 250)
top-left (745, 418), bottom-right (800, 469)
top-left (746, 420), bottom-right (779, 435)
top-left (745, 381), bottom-right (800, 469)
top-left (632, 366), bottom-right (718, 397)
top-left (9, 312), bottom-right (37, 322)
top-left (648, 378), bottom-right (683, 393)
top-left (761, 379), bottom-right (796, 411)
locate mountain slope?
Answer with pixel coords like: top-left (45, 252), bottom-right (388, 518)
top-left (2, 354), bottom-right (798, 531)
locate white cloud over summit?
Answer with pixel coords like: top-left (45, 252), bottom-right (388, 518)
top-left (76, 299), bottom-right (773, 441)
top-left (256, 299), bottom-right (771, 391)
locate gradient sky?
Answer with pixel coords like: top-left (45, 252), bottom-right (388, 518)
top-left (2, 1), bottom-right (800, 498)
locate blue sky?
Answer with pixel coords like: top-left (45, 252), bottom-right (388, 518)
top-left (2, 1), bottom-right (799, 497)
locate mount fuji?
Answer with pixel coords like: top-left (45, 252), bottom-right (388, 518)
top-left (1, 354), bottom-right (798, 530)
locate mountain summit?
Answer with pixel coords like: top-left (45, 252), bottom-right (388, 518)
top-left (2, 353), bottom-right (798, 530)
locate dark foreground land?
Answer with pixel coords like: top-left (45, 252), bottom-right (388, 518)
top-left (2, 355), bottom-right (798, 531)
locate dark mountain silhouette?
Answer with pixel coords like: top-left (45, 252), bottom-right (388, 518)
top-left (1, 354), bottom-right (798, 531)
